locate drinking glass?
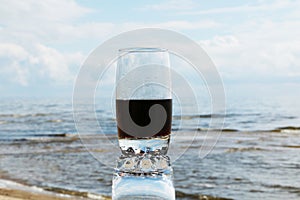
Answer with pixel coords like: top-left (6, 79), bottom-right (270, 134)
top-left (113, 48), bottom-right (175, 200)
top-left (116, 47), bottom-right (172, 156)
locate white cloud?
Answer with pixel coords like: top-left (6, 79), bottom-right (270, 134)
top-left (0, 0), bottom-right (219, 87)
top-left (1, 0), bottom-right (299, 90)
top-left (0, 0), bottom-right (115, 44)
top-left (0, 42), bottom-right (84, 86)
top-left (10, 61), bottom-right (30, 86)
top-left (0, 0), bottom-right (103, 86)
top-left (200, 19), bottom-right (300, 80)
top-left (34, 44), bottom-right (84, 82)
top-left (0, 43), bottom-right (31, 86)
top-left (0, 43), bottom-right (29, 61)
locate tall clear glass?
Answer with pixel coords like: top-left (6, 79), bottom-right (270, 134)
top-left (113, 48), bottom-right (175, 200)
top-left (116, 48), bottom-right (172, 156)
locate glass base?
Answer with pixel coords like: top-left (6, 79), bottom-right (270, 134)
top-left (118, 136), bottom-right (170, 155)
top-left (112, 175), bottom-right (175, 200)
top-left (112, 155), bottom-right (175, 200)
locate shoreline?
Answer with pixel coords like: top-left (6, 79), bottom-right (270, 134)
top-left (0, 179), bottom-right (110, 200)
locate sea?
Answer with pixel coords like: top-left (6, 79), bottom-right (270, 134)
top-left (0, 95), bottom-right (299, 200)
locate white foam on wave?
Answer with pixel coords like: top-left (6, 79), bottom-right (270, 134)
top-left (0, 179), bottom-right (44, 193)
top-left (87, 192), bottom-right (110, 199)
top-left (280, 129), bottom-right (300, 133)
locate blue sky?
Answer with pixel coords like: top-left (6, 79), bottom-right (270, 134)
top-left (0, 0), bottom-right (300, 97)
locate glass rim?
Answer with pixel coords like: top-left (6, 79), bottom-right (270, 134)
top-left (118, 47), bottom-right (168, 53)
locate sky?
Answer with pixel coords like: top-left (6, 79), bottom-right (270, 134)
top-left (0, 0), bottom-right (300, 98)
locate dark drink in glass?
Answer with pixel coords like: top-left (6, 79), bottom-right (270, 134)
top-left (116, 48), bottom-right (172, 155)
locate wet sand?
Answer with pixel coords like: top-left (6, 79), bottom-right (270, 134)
top-left (0, 188), bottom-right (79, 200)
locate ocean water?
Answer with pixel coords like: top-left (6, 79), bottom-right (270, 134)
top-left (0, 96), bottom-right (300, 199)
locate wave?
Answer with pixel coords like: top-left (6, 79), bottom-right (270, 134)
top-left (173, 113), bottom-right (263, 120)
top-left (174, 128), bottom-right (238, 132)
top-left (211, 128), bottom-right (238, 132)
top-left (270, 126), bottom-right (300, 133)
top-left (197, 127), bottom-right (300, 133)
top-left (176, 191), bottom-right (233, 200)
top-left (26, 133), bottom-right (70, 137)
top-left (0, 133), bottom-right (78, 143)
top-left (262, 184), bottom-right (300, 194)
top-left (281, 145), bottom-right (300, 149)
top-left (45, 119), bottom-right (63, 123)
top-left (0, 113), bottom-right (53, 118)
top-left (226, 147), bottom-right (267, 153)
top-left (173, 114), bottom-right (227, 120)
top-left (43, 186), bottom-right (111, 199)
